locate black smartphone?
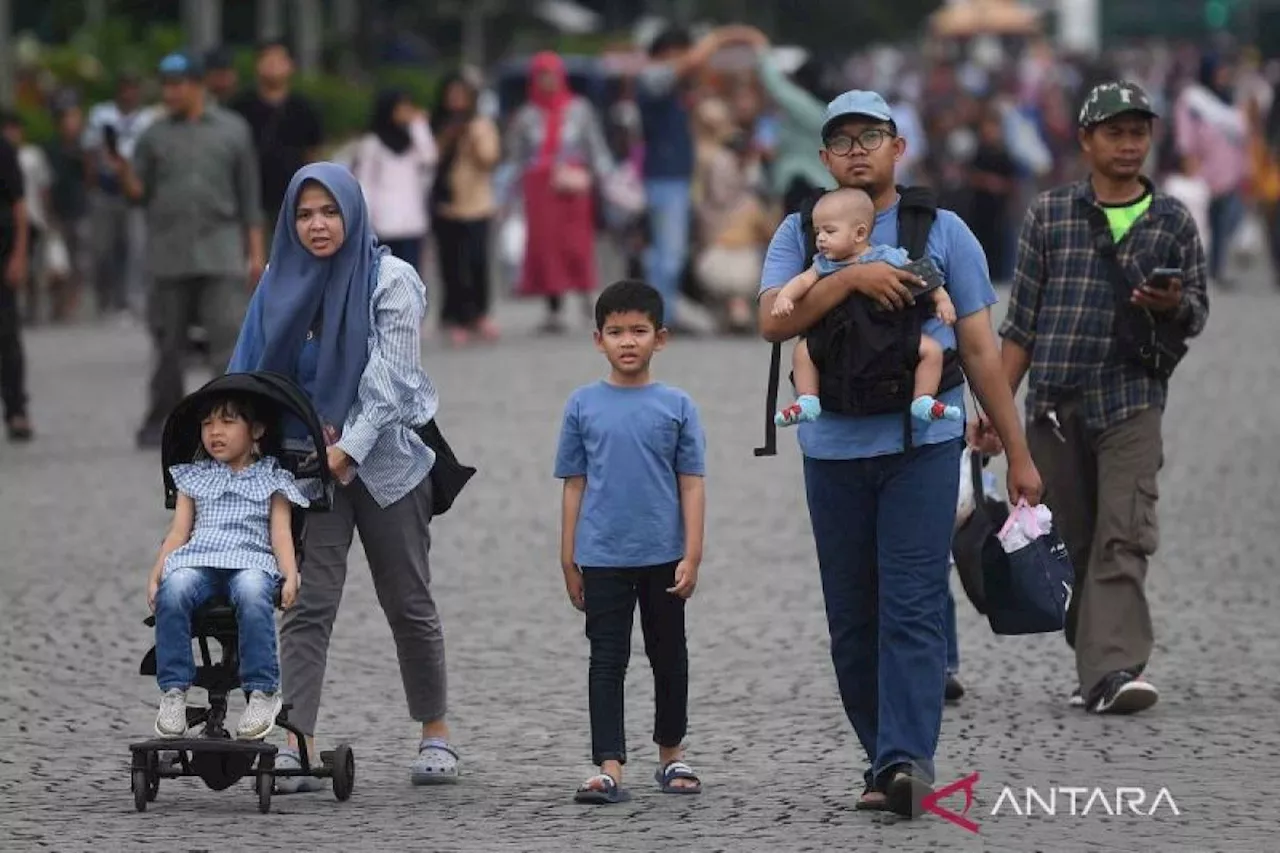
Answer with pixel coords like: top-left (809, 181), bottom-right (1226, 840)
top-left (1149, 267), bottom-right (1181, 291)
top-left (102, 124), bottom-right (119, 156)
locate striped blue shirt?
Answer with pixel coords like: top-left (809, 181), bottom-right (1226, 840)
top-left (326, 255), bottom-right (438, 508)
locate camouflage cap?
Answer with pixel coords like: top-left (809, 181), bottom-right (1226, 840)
top-left (1078, 81), bottom-right (1158, 127)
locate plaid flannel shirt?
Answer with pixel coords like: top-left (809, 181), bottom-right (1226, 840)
top-left (999, 179), bottom-right (1209, 431)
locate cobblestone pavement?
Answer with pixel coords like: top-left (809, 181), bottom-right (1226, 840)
top-left (2, 259), bottom-right (1279, 853)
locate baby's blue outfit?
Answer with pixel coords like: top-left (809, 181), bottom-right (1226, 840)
top-left (163, 457), bottom-right (310, 580)
top-left (814, 244), bottom-right (910, 277)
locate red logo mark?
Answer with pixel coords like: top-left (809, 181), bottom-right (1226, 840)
top-left (922, 772), bottom-right (981, 833)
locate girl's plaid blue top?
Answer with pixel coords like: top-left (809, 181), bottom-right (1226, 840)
top-left (162, 457), bottom-right (310, 579)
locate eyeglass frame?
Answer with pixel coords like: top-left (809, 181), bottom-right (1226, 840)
top-left (823, 126), bottom-right (897, 157)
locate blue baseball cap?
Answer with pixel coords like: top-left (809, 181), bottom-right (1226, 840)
top-left (158, 51), bottom-right (204, 80)
top-left (821, 90), bottom-right (894, 140)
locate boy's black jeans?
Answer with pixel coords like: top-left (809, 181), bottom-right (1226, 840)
top-left (582, 562), bottom-right (688, 766)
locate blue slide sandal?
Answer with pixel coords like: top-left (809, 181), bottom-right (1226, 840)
top-left (655, 760), bottom-right (702, 794)
top-left (574, 773), bottom-right (631, 804)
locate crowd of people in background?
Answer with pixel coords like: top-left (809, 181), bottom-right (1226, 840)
top-left (2, 26), bottom-right (1279, 448)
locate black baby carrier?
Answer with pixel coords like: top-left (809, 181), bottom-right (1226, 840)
top-left (754, 185), bottom-right (965, 456)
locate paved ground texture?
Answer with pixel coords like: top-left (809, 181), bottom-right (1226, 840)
top-left (2, 252), bottom-right (1279, 853)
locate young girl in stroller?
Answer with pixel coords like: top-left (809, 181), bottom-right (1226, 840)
top-left (146, 391), bottom-right (310, 741)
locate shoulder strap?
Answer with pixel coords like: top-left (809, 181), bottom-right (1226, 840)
top-left (797, 189), bottom-right (826, 262)
top-left (896, 184), bottom-right (938, 260)
top-left (754, 338), bottom-right (782, 458)
top-left (1078, 197), bottom-right (1133, 298)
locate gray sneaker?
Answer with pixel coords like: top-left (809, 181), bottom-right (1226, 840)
top-left (235, 691), bottom-right (282, 740)
top-left (155, 688), bottom-right (188, 738)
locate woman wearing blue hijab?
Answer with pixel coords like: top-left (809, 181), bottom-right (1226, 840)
top-left (229, 162), bottom-right (461, 789)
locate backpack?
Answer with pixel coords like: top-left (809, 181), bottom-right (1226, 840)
top-left (753, 185), bottom-right (965, 457)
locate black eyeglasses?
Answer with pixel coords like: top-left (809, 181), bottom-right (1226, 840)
top-left (825, 128), bottom-right (895, 156)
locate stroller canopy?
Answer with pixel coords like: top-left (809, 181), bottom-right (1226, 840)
top-left (159, 371), bottom-right (332, 510)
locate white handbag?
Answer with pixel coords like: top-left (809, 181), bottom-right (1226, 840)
top-left (43, 231), bottom-right (71, 278)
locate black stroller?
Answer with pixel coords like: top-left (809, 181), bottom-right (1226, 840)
top-left (129, 371), bottom-right (354, 814)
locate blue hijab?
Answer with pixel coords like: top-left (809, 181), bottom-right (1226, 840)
top-left (229, 163), bottom-right (387, 430)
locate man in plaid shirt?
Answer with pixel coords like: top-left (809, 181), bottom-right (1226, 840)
top-left (987, 81), bottom-right (1209, 715)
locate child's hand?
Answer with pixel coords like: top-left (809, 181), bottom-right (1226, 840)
top-left (562, 563), bottom-right (585, 611)
top-left (147, 574), bottom-right (160, 613)
top-left (937, 300), bottom-right (957, 325)
top-left (281, 572), bottom-right (300, 609)
top-left (667, 559), bottom-right (699, 599)
top-left (771, 295), bottom-right (795, 318)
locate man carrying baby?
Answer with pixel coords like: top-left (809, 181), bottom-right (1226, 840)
top-left (756, 89), bottom-right (1041, 817)
top-left (770, 186), bottom-right (963, 427)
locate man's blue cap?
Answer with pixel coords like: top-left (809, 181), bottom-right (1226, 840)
top-left (158, 51), bottom-right (203, 79)
top-left (822, 90), bottom-right (894, 140)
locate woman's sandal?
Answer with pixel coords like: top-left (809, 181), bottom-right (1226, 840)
top-left (274, 747), bottom-right (328, 794)
top-left (410, 737), bottom-right (460, 785)
top-left (574, 773), bottom-right (631, 804)
top-left (654, 760), bottom-right (702, 795)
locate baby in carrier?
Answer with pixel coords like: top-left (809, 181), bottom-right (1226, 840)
top-left (770, 187), bottom-right (963, 427)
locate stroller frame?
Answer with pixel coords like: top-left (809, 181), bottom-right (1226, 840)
top-left (128, 371), bottom-right (353, 814)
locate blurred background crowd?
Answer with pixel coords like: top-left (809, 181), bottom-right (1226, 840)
top-left (2, 0), bottom-right (1278, 341)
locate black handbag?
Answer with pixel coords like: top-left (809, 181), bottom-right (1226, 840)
top-left (951, 451), bottom-right (1009, 615)
top-left (415, 419), bottom-right (476, 517)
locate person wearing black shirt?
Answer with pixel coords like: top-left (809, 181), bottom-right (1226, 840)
top-left (967, 107), bottom-right (1019, 282)
top-left (203, 46), bottom-right (239, 106)
top-left (229, 41), bottom-right (323, 232)
top-left (0, 132), bottom-right (33, 441)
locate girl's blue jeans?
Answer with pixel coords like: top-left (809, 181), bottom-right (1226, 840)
top-left (155, 567), bottom-right (280, 694)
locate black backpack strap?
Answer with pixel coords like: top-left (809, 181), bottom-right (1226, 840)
top-left (798, 189), bottom-right (824, 262)
top-left (893, 185), bottom-right (940, 451)
top-left (896, 184), bottom-right (938, 260)
top-left (753, 339), bottom-right (782, 457)
top-left (900, 188), bottom-right (964, 396)
top-left (756, 191), bottom-right (827, 458)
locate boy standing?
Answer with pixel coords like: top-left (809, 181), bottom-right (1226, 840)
top-left (554, 280), bottom-right (707, 805)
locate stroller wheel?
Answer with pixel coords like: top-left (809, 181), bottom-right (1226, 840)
top-left (146, 752), bottom-right (160, 802)
top-left (131, 768), bottom-right (150, 812)
top-left (331, 744), bottom-right (355, 802)
top-left (256, 771), bottom-right (273, 814)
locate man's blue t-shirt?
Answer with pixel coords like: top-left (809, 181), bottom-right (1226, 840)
top-left (761, 197), bottom-right (997, 460)
top-left (553, 381), bottom-right (706, 568)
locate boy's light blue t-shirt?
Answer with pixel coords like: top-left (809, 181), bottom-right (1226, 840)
top-left (761, 197), bottom-right (997, 460)
top-left (554, 381), bottom-right (706, 569)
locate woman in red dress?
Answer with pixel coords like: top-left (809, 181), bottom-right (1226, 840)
top-left (505, 52), bottom-right (615, 332)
